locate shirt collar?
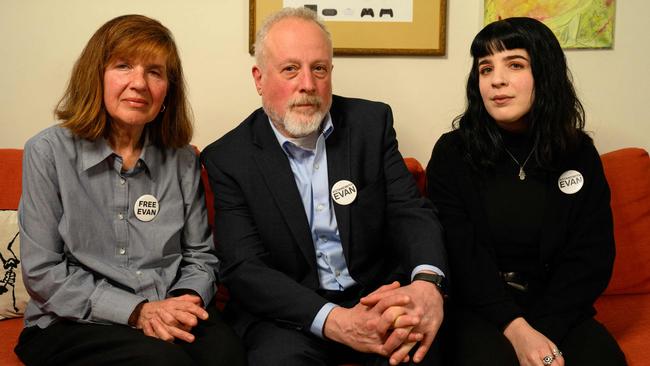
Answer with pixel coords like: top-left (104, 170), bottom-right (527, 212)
top-left (80, 131), bottom-right (157, 179)
top-left (268, 113), bottom-right (334, 158)
top-left (80, 136), bottom-right (114, 171)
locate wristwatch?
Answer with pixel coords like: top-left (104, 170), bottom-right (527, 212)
top-left (413, 272), bottom-right (447, 297)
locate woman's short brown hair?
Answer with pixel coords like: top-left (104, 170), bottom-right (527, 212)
top-left (56, 14), bottom-right (192, 148)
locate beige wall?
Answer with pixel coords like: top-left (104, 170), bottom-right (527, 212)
top-left (1, 1), bottom-right (648, 164)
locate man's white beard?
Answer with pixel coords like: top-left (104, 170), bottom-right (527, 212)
top-left (281, 109), bottom-right (325, 137)
top-left (264, 95), bottom-right (327, 138)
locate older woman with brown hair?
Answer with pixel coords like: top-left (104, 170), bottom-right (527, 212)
top-left (15, 15), bottom-right (244, 366)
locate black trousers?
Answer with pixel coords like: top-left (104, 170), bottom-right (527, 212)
top-left (14, 306), bottom-right (246, 366)
top-left (442, 306), bottom-right (627, 366)
top-left (243, 319), bottom-right (442, 366)
top-left (240, 285), bottom-right (442, 366)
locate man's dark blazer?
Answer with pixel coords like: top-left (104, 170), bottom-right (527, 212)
top-left (201, 95), bottom-right (447, 335)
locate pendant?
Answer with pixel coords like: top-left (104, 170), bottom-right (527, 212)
top-left (519, 167), bottom-right (526, 180)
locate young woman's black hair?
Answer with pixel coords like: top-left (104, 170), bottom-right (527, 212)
top-left (455, 17), bottom-right (586, 170)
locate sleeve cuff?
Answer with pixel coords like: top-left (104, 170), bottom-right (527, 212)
top-left (309, 302), bottom-right (338, 339)
top-left (90, 287), bottom-right (147, 325)
top-left (528, 314), bottom-right (573, 343)
top-left (411, 264), bottom-right (445, 280)
top-left (168, 279), bottom-right (216, 308)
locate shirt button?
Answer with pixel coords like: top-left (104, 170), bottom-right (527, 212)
top-left (314, 163), bottom-right (320, 170)
top-left (317, 252), bottom-right (323, 258)
top-left (119, 248), bottom-right (126, 255)
top-left (118, 213), bottom-right (124, 220)
top-left (335, 270), bottom-right (341, 277)
top-left (316, 204), bottom-right (324, 212)
top-left (136, 270), bottom-right (142, 276)
top-left (120, 178), bottom-right (126, 185)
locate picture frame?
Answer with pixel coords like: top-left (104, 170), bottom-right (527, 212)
top-left (484, 0), bottom-right (615, 49)
top-left (249, 0), bottom-right (447, 56)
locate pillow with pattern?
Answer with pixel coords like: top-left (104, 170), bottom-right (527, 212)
top-left (0, 210), bottom-right (29, 319)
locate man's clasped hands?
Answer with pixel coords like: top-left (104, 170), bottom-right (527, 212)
top-left (324, 280), bottom-right (444, 365)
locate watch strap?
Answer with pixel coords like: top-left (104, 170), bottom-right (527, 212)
top-left (412, 272), bottom-right (447, 297)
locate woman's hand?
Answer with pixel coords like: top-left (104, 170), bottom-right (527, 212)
top-left (503, 317), bottom-right (564, 366)
top-left (132, 294), bottom-right (208, 343)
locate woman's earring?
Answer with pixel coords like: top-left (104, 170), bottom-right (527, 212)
top-left (160, 104), bottom-right (166, 113)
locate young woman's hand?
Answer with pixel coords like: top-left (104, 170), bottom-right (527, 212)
top-left (504, 317), bottom-right (564, 366)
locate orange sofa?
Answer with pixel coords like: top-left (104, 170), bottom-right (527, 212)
top-left (594, 148), bottom-right (650, 365)
top-left (1, 147), bottom-right (648, 365)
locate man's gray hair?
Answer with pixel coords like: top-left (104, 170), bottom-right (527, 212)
top-left (253, 7), bottom-right (333, 67)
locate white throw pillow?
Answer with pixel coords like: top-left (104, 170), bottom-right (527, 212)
top-left (0, 210), bottom-right (29, 319)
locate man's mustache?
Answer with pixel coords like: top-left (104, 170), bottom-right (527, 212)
top-left (288, 96), bottom-right (322, 108)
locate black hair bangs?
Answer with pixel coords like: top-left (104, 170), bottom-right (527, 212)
top-left (470, 19), bottom-right (529, 59)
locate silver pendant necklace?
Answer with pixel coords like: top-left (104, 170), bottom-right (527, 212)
top-left (503, 147), bottom-right (535, 180)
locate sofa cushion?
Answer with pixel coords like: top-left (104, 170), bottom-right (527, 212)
top-left (0, 149), bottom-right (23, 210)
top-left (0, 317), bottom-right (23, 365)
top-left (600, 148), bottom-right (650, 295)
top-left (595, 293), bottom-right (650, 366)
top-left (0, 211), bottom-right (29, 319)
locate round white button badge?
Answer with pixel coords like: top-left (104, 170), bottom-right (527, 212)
top-left (134, 194), bottom-right (159, 222)
top-left (331, 180), bottom-right (357, 205)
top-left (558, 170), bottom-right (584, 194)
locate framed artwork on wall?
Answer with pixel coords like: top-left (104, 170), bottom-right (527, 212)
top-left (249, 0), bottom-right (447, 56)
top-left (484, 0), bottom-right (616, 49)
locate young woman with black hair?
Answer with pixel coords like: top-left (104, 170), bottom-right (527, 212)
top-left (427, 17), bottom-right (626, 366)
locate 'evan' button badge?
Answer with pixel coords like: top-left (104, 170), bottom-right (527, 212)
top-left (134, 194), bottom-right (159, 222)
top-left (558, 170), bottom-right (584, 194)
top-left (331, 180), bottom-right (357, 205)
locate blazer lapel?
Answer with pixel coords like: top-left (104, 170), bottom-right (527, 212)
top-left (251, 114), bottom-right (317, 269)
top-left (326, 106), bottom-right (352, 259)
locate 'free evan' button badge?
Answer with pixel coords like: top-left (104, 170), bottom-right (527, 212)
top-left (134, 194), bottom-right (159, 222)
top-left (331, 180), bottom-right (357, 205)
top-left (558, 170), bottom-right (584, 194)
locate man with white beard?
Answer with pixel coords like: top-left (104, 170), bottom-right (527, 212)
top-left (201, 7), bottom-right (448, 366)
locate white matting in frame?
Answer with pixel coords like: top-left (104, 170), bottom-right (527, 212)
top-left (283, 0), bottom-right (413, 22)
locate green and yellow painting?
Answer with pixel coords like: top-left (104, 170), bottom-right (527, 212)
top-left (484, 0), bottom-right (616, 48)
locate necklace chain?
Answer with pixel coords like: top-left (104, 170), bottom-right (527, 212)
top-left (503, 147), bottom-right (534, 180)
